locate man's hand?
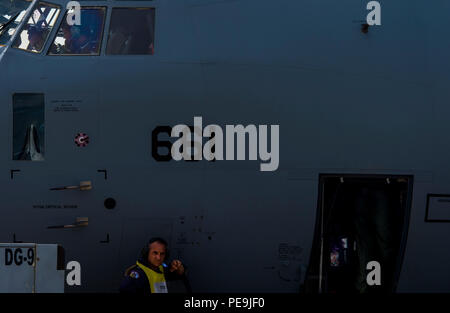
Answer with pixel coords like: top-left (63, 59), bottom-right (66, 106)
top-left (169, 260), bottom-right (184, 275)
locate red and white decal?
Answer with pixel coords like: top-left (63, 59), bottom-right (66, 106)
top-left (75, 133), bottom-right (90, 147)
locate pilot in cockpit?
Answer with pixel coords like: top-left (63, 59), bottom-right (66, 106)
top-left (27, 25), bottom-right (46, 52)
top-left (49, 9), bottom-right (102, 55)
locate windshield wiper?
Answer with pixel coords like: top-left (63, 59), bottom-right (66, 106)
top-left (0, 11), bottom-right (21, 34)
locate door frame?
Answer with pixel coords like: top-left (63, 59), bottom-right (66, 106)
top-left (305, 173), bottom-right (414, 293)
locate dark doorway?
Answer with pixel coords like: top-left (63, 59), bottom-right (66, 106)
top-left (303, 174), bottom-right (413, 293)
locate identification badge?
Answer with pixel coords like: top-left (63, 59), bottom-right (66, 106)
top-left (153, 281), bottom-right (168, 293)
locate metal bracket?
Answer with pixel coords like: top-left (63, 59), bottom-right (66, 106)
top-left (47, 217), bottom-right (89, 229)
top-left (10, 169), bottom-right (21, 180)
top-left (97, 170), bottom-right (107, 180)
top-left (50, 181), bottom-right (92, 191)
top-left (100, 234), bottom-right (110, 243)
top-left (13, 233), bottom-right (23, 243)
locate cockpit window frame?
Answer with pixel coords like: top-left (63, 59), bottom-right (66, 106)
top-left (0, 0), bottom-right (34, 47)
top-left (5, 1), bottom-right (159, 57)
top-left (11, 1), bottom-right (62, 54)
top-left (47, 5), bottom-right (107, 57)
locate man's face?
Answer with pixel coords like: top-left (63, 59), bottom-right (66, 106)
top-left (147, 242), bottom-right (166, 268)
top-left (28, 30), bottom-right (40, 46)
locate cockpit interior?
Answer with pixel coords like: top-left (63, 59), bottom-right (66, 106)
top-left (1, 0), bottom-right (155, 56)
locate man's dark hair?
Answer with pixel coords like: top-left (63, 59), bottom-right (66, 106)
top-left (148, 237), bottom-right (168, 248)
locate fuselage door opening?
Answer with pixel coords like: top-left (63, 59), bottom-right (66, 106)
top-left (304, 174), bottom-right (413, 293)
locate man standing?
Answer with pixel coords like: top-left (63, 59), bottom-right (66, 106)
top-left (120, 238), bottom-right (189, 293)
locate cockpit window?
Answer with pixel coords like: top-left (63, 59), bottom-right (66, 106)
top-left (106, 8), bottom-right (155, 55)
top-left (0, 0), bottom-right (32, 46)
top-left (48, 7), bottom-right (105, 56)
top-left (11, 2), bottom-right (60, 53)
